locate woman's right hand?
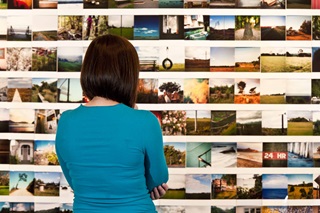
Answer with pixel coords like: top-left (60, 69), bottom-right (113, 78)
top-left (150, 183), bottom-right (168, 200)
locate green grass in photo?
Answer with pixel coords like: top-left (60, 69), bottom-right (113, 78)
top-left (159, 63), bottom-right (184, 71)
top-left (186, 118), bottom-right (211, 135)
top-left (58, 61), bottom-right (81, 72)
top-left (285, 57), bottom-right (311, 72)
top-left (0, 186), bottom-right (9, 195)
top-left (109, 28), bottom-right (133, 40)
top-left (260, 95), bottom-right (286, 104)
top-left (287, 122), bottom-right (313, 135)
top-left (0, 3), bottom-right (7, 9)
top-left (34, 188), bottom-right (59, 196)
top-left (213, 190), bottom-right (237, 199)
top-left (162, 189), bottom-right (185, 199)
top-left (261, 56), bottom-right (286, 72)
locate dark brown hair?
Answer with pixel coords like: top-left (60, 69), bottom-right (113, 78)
top-left (81, 34), bottom-right (139, 108)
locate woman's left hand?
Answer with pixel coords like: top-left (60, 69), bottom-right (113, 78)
top-left (150, 183), bottom-right (168, 200)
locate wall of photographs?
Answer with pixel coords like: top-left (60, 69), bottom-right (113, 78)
top-left (0, 0), bottom-right (320, 212)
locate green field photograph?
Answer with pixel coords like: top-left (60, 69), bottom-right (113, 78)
top-left (186, 110), bottom-right (211, 135)
top-left (260, 79), bottom-right (286, 104)
top-left (261, 16), bottom-right (285, 40)
top-left (159, 46), bottom-right (184, 71)
top-left (260, 47), bottom-right (286, 72)
top-left (211, 174), bottom-right (237, 199)
top-left (34, 172), bottom-right (60, 196)
top-left (164, 142), bottom-right (186, 168)
top-left (137, 79), bottom-right (158, 103)
top-left (287, 111), bottom-right (313, 135)
top-left (186, 142), bottom-right (211, 168)
top-left (210, 47), bottom-right (235, 72)
top-left (135, 46), bottom-right (159, 71)
top-left (211, 111), bottom-right (236, 135)
top-left (236, 110), bottom-right (261, 135)
top-left (262, 111), bottom-right (287, 135)
top-left (161, 110), bottom-right (187, 136)
top-left (237, 142), bottom-right (262, 168)
top-left (158, 79), bottom-right (184, 103)
top-left (108, 15), bottom-right (133, 40)
top-left (209, 78), bottom-right (234, 104)
top-left (57, 46), bottom-right (82, 72)
top-left (161, 174), bottom-right (185, 199)
top-left (186, 174), bottom-right (211, 199)
top-left (33, 15), bottom-right (57, 41)
top-left (10, 140), bottom-right (33, 165)
top-left (285, 47), bottom-right (311, 72)
top-left (286, 79), bottom-right (311, 104)
top-left (0, 171), bottom-right (9, 195)
top-left (9, 171), bottom-right (34, 196)
top-left (32, 78), bottom-right (57, 103)
top-left (185, 46), bottom-right (210, 71)
top-left (237, 174), bottom-right (262, 199)
top-left (288, 174), bottom-right (313, 199)
top-left (234, 47), bottom-right (260, 72)
top-left (7, 47), bottom-right (32, 71)
top-left (184, 78), bottom-right (209, 103)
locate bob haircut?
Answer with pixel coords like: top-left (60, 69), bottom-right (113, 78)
top-left (81, 34), bottom-right (139, 108)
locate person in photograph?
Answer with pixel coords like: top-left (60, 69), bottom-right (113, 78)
top-left (55, 34), bottom-right (168, 213)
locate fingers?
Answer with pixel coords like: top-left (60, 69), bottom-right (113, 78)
top-left (157, 184), bottom-right (167, 197)
top-left (153, 186), bottom-right (160, 199)
top-left (151, 183), bottom-right (169, 200)
top-left (150, 191), bottom-right (155, 200)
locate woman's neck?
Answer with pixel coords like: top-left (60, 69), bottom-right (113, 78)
top-left (85, 96), bottom-right (119, 106)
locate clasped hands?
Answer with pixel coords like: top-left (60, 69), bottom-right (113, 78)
top-left (150, 183), bottom-right (168, 200)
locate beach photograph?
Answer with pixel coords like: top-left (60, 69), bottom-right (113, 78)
top-left (262, 110), bottom-right (287, 135)
top-left (7, 16), bottom-right (32, 41)
top-left (185, 174), bottom-right (211, 199)
top-left (237, 142), bottom-right (262, 167)
top-left (234, 78), bottom-right (260, 104)
top-left (260, 79), bottom-right (286, 104)
top-left (186, 142), bottom-right (211, 168)
top-left (237, 174), bottom-right (262, 199)
top-left (261, 16), bottom-right (286, 40)
top-left (263, 142), bottom-right (287, 167)
top-left (163, 142), bottom-right (185, 168)
top-left (9, 171), bottom-right (34, 196)
top-left (287, 174), bottom-right (313, 199)
top-left (208, 16), bottom-right (235, 40)
top-left (185, 46), bottom-right (210, 71)
top-left (137, 79), bottom-right (158, 103)
top-left (184, 79), bottom-right (209, 103)
top-left (260, 47), bottom-right (286, 72)
top-left (33, 16), bottom-right (57, 41)
top-left (57, 78), bottom-right (82, 103)
top-left (210, 47), bottom-right (235, 72)
top-left (211, 111), bottom-right (236, 135)
top-left (158, 79), bottom-right (184, 103)
top-left (234, 47), bottom-right (260, 72)
top-left (159, 46), bottom-right (184, 71)
top-left (135, 46), bottom-right (159, 71)
top-left (6, 47), bottom-right (32, 71)
top-left (286, 79), bottom-right (311, 104)
top-left (161, 174), bottom-right (185, 199)
top-left (262, 174), bottom-right (288, 199)
top-left (288, 142), bottom-right (313, 167)
top-left (211, 142), bottom-right (237, 168)
top-left (211, 174), bottom-right (237, 199)
top-left (9, 109), bottom-right (35, 133)
top-left (236, 110), bottom-right (262, 135)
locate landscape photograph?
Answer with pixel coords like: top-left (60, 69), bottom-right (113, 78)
top-left (161, 110), bottom-right (187, 136)
top-left (134, 16), bottom-right (159, 40)
top-left (263, 142), bottom-right (288, 167)
top-left (261, 16), bottom-right (285, 40)
top-left (288, 206), bottom-right (312, 212)
top-left (6, 47), bottom-right (32, 71)
top-left (287, 0), bottom-right (311, 8)
top-left (57, 78), bottom-right (82, 103)
top-left (32, 47), bottom-right (57, 71)
top-left (210, 47), bottom-right (235, 72)
top-left (313, 16), bottom-right (320, 40)
top-left (286, 16), bottom-right (312, 40)
top-left (234, 78), bottom-right (260, 104)
top-left (262, 174), bottom-right (288, 199)
top-left (262, 206), bottom-right (287, 213)
top-left (0, 172), bottom-right (9, 195)
top-left (9, 109), bottom-right (35, 133)
top-left (184, 78), bottom-right (209, 103)
top-left (135, 46), bottom-right (159, 71)
top-left (211, 142), bottom-right (237, 168)
top-left (185, 46), bottom-right (210, 71)
top-left (235, 16), bottom-right (260, 40)
top-left (211, 206), bottom-right (236, 213)
top-left (287, 174), bottom-right (313, 199)
top-left (32, 16), bottom-right (57, 41)
top-left (184, 15), bottom-right (209, 40)
top-left (209, 78), bottom-right (234, 104)
top-left (313, 143), bottom-right (320, 167)
top-left (234, 47), bottom-right (260, 72)
top-left (0, 48), bottom-right (6, 71)
top-left (35, 109), bottom-right (59, 134)
top-left (57, 16), bottom-right (83, 40)
top-left (108, 0), bottom-right (133, 8)
top-left (137, 79), bottom-right (158, 103)
top-left (9, 171), bottom-right (34, 196)
top-left (312, 47), bottom-right (320, 72)
top-left (32, 78), bottom-right (58, 103)
top-left (262, 110), bottom-right (287, 135)
top-left (156, 206), bottom-right (185, 213)
top-left (186, 142), bottom-right (211, 168)
top-left (237, 142), bottom-right (262, 167)
top-left (260, 47), bottom-right (286, 72)
top-left (236, 110), bottom-right (262, 135)
top-left (7, 78), bottom-right (32, 102)
top-left (237, 206), bottom-right (261, 213)
top-left (208, 16), bottom-right (235, 40)
top-left (184, 0), bottom-right (209, 8)
top-left (211, 174), bottom-right (237, 199)
top-left (60, 203), bottom-right (73, 213)
top-left (211, 110), bottom-right (236, 135)
top-left (235, 0), bottom-right (259, 8)
top-left (34, 203), bottom-right (60, 213)
top-left (0, 16), bottom-right (6, 40)
top-left (209, 0), bottom-right (235, 8)
top-left (285, 47), bottom-right (311, 72)
top-left (186, 110), bottom-right (211, 135)
top-left (163, 142), bottom-right (185, 168)
top-left (260, 79), bottom-right (286, 104)
top-left (83, 15), bottom-right (107, 40)
top-left (313, 112), bottom-right (320, 136)
top-left (0, 202), bottom-right (9, 212)
top-left (10, 139), bottom-right (34, 164)
top-left (108, 15), bottom-right (134, 40)
top-left (33, 0), bottom-right (57, 8)
top-left (185, 174), bottom-right (211, 199)
top-left (237, 174), bottom-right (262, 199)
top-left (0, 109), bottom-right (9, 132)
top-left (159, 46), bottom-right (184, 71)
top-left (288, 142), bottom-right (313, 167)
top-left (34, 140), bottom-right (58, 166)
top-left (134, 0), bottom-right (158, 8)
top-left (312, 79), bottom-right (320, 104)
top-left (0, 140), bottom-right (9, 164)
top-left (7, 16), bottom-right (32, 41)
top-left (286, 79), bottom-right (311, 104)
top-left (57, 46), bottom-right (82, 72)
top-left (161, 174), bottom-right (185, 199)
top-left (158, 79), bottom-right (183, 103)
top-left (158, 0), bottom-right (183, 7)
top-left (34, 172), bottom-right (60, 196)
top-left (0, 78), bottom-right (7, 102)
top-left (10, 202), bottom-right (34, 212)
top-left (314, 174), bottom-right (320, 199)
top-left (159, 15), bottom-right (184, 40)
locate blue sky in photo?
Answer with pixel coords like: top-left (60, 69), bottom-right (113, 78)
top-left (263, 174), bottom-right (288, 189)
top-left (35, 172), bottom-right (61, 184)
top-left (210, 16), bottom-right (235, 29)
top-left (163, 142), bottom-right (186, 151)
top-left (10, 171), bottom-right (34, 189)
top-left (34, 140), bottom-right (55, 151)
top-left (134, 16), bottom-right (159, 38)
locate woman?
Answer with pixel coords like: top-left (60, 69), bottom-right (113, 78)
top-left (56, 35), bottom-right (169, 212)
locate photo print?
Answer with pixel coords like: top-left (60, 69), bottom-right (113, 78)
top-left (286, 16), bottom-right (312, 40)
top-left (58, 16), bottom-right (83, 40)
top-left (262, 174), bottom-right (288, 199)
top-left (313, 142), bottom-right (320, 167)
top-left (312, 79), bottom-right (320, 104)
top-left (211, 111), bottom-right (236, 135)
top-left (236, 110), bottom-right (262, 135)
top-left (159, 46), bottom-right (184, 71)
top-left (184, 79), bottom-right (209, 103)
top-left (9, 171), bottom-right (34, 196)
top-left (186, 110), bottom-right (211, 135)
top-left (0, 1), bottom-right (7, 8)
top-left (7, 78), bottom-right (32, 102)
top-left (108, 0), bottom-right (133, 8)
top-left (0, 140), bottom-right (9, 164)
top-left (235, 0), bottom-right (259, 8)
top-left (262, 110), bottom-right (287, 135)
top-left (60, 173), bottom-right (74, 200)
top-left (288, 142), bottom-right (313, 167)
top-left (236, 206), bottom-right (261, 213)
top-left (6, 47), bottom-right (32, 71)
top-left (237, 142), bottom-right (262, 167)
top-left (287, 0), bottom-right (311, 8)
top-left (0, 78), bottom-right (7, 101)
top-left (157, 206), bottom-right (185, 213)
top-left (34, 140), bottom-right (59, 165)
top-left (234, 47), bottom-right (260, 72)
top-left (261, 0), bottom-right (285, 8)
top-left (285, 47), bottom-right (311, 72)
top-left (287, 111), bottom-right (313, 135)
top-left (134, 16), bottom-right (159, 40)
top-left (210, 48), bottom-right (235, 72)
top-left (314, 174), bottom-right (320, 199)
top-left (107, 15), bottom-right (134, 40)
top-left (7, 16), bottom-right (32, 41)
top-left (58, 0), bottom-right (83, 9)
top-left (184, 0), bottom-right (209, 8)
top-left (10, 139), bottom-right (33, 164)
top-left (137, 79), bottom-right (158, 103)
top-left (10, 202), bottom-right (34, 212)
top-left (33, 0), bottom-right (57, 8)
top-left (186, 142), bottom-right (211, 168)
top-left (0, 48), bottom-right (6, 71)
top-left (237, 174), bottom-right (262, 199)
top-left (158, 79), bottom-right (184, 103)
top-left (58, 46), bottom-right (83, 72)
top-left (163, 142), bottom-right (185, 168)
top-left (313, 16), bottom-right (320, 40)
top-left (184, 15), bottom-right (209, 40)
top-left (287, 174), bottom-right (313, 199)
top-left (185, 47), bottom-right (210, 71)
top-left (312, 47), bottom-right (320, 71)
top-left (32, 47), bottom-right (57, 71)
top-left (34, 203), bottom-right (60, 212)
top-left (313, 111), bottom-right (320, 136)
top-left (83, 0), bottom-right (107, 8)
top-left (0, 172), bottom-right (9, 195)
top-left (262, 206), bottom-right (287, 212)
top-left (185, 206), bottom-right (211, 212)
top-left (261, 16), bottom-right (286, 40)
top-left (83, 15), bottom-right (109, 40)
top-left (260, 47), bottom-right (286, 73)
top-left (34, 172), bottom-right (60, 196)
top-left (161, 174), bottom-right (185, 199)
top-left (211, 142), bottom-right (237, 167)
top-left (263, 142), bottom-right (287, 167)
top-left (211, 174), bottom-right (237, 199)
top-left (0, 109), bottom-right (9, 132)
top-left (8, 0), bottom-right (32, 9)
top-left (209, 0), bottom-right (235, 8)
top-left (211, 206), bottom-right (236, 213)
top-left (209, 79), bottom-right (234, 104)
top-left (235, 16), bottom-right (260, 40)
top-left (161, 110), bottom-right (187, 136)
top-left (185, 174), bottom-right (211, 199)
top-left (288, 206), bottom-right (312, 212)
top-left (35, 109), bottom-right (59, 134)
top-left (57, 78), bottom-right (83, 103)
top-left (260, 79), bottom-right (286, 104)
top-left (159, 15), bottom-right (184, 39)
top-left (134, 0), bottom-right (158, 8)
top-left (0, 16), bottom-right (6, 40)
top-left (286, 79), bottom-right (311, 104)
top-left (135, 46), bottom-right (159, 71)
top-left (234, 78), bottom-right (260, 104)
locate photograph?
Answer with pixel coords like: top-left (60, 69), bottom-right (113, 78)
top-left (0, 140), bottom-right (9, 164)
top-left (236, 110), bottom-right (262, 135)
top-left (10, 140), bottom-right (33, 164)
top-left (287, 174), bottom-right (313, 199)
top-left (262, 174), bottom-right (288, 199)
top-left (313, 16), bottom-right (320, 40)
top-left (288, 206), bottom-right (312, 212)
top-left (159, 15), bottom-right (184, 39)
top-left (262, 111), bottom-right (287, 135)
top-left (34, 203), bottom-right (60, 213)
top-left (211, 142), bottom-right (237, 167)
top-left (34, 172), bottom-right (60, 196)
top-left (159, 46), bottom-right (184, 71)
top-left (313, 143), bottom-right (320, 167)
top-left (184, 15), bottom-right (209, 40)
top-left (287, 111), bottom-right (313, 135)
top-left (0, 48), bottom-right (6, 71)
top-left (260, 47), bottom-right (286, 73)
top-left (186, 110), bottom-right (211, 135)
top-left (234, 47), bottom-right (260, 72)
top-left (236, 206), bottom-right (261, 213)
top-left (209, 0), bottom-right (235, 8)
top-left (32, 78), bottom-right (58, 102)
top-left (158, 0), bottom-right (183, 7)
top-left (83, 0), bottom-right (107, 8)
top-left (33, 0), bottom-right (57, 8)
top-left (235, 16), bottom-right (260, 40)
top-left (135, 46), bottom-right (159, 71)
top-left (0, 16), bottom-right (6, 40)
top-left (7, 78), bottom-right (32, 102)
top-left (9, 171), bottom-right (34, 196)
top-left (137, 79), bottom-right (158, 103)
top-left (211, 111), bottom-right (236, 135)
top-left (34, 140), bottom-right (59, 165)
top-left (60, 174), bottom-right (74, 200)
top-left (162, 174), bottom-right (186, 199)
top-left (7, 16), bottom-right (32, 41)
top-left (161, 110), bottom-right (187, 136)
top-left (107, 15), bottom-right (134, 40)
top-left (134, 16), bottom-right (159, 40)
top-left (286, 16), bottom-right (311, 40)
top-left (288, 142), bottom-right (313, 167)
top-left (6, 47), bottom-right (32, 71)
top-left (134, 0), bottom-right (157, 9)
top-left (9, 109), bottom-right (34, 133)
top-left (211, 206), bottom-right (236, 213)
top-left (0, 109), bottom-right (9, 132)
top-left (10, 202), bottom-right (34, 212)
top-left (210, 48), bottom-right (235, 72)
top-left (235, 0), bottom-right (259, 8)
top-left (314, 174), bottom-right (320, 199)
top-left (184, 0), bottom-right (209, 8)
top-left (184, 79), bottom-right (209, 103)
top-left (185, 46), bottom-right (210, 71)
top-left (157, 206), bottom-right (185, 213)
top-left (185, 174), bottom-right (211, 199)
top-left (211, 174), bottom-right (237, 199)
top-left (287, 0), bottom-right (311, 8)
top-left (260, 79), bottom-right (286, 104)
top-left (163, 142), bottom-right (185, 168)
top-left (0, 78), bottom-right (7, 101)
top-left (32, 47), bottom-right (57, 71)
top-left (263, 142), bottom-right (287, 167)
top-left (237, 174), bottom-right (262, 199)
top-left (261, 0), bottom-right (285, 8)
top-left (83, 15), bottom-right (108, 40)
top-left (58, 0), bottom-right (82, 9)
top-left (286, 79), bottom-right (311, 104)
top-left (58, 46), bottom-right (82, 72)
top-left (186, 142), bottom-right (211, 168)
top-left (0, 0), bottom-right (7, 8)
top-left (209, 79), bottom-right (234, 104)
top-left (285, 47), bottom-right (311, 72)
top-left (35, 109), bottom-right (59, 134)
top-left (313, 112), bottom-right (320, 136)
top-left (58, 16), bottom-right (83, 40)
top-left (234, 79), bottom-right (260, 104)
top-left (8, 0), bottom-right (32, 9)
top-left (262, 206), bottom-right (287, 213)
top-left (312, 47), bottom-right (320, 71)
top-left (158, 79), bottom-right (184, 103)
top-left (237, 142), bottom-right (262, 167)
top-left (60, 203), bottom-right (73, 213)
top-left (108, 0), bottom-right (133, 8)
top-left (57, 78), bottom-right (82, 103)
top-left (261, 16), bottom-right (286, 40)
top-left (0, 172), bottom-right (9, 195)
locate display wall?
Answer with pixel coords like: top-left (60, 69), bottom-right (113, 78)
top-left (0, 0), bottom-right (320, 212)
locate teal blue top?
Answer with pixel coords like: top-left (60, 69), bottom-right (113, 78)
top-left (55, 103), bottom-right (168, 213)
